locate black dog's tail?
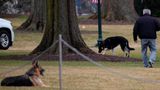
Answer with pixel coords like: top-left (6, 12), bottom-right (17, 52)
top-left (128, 47), bottom-right (135, 50)
top-left (1, 79), bottom-right (7, 86)
top-left (126, 42), bottom-right (135, 51)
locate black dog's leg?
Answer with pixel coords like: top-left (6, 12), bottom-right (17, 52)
top-left (125, 52), bottom-right (130, 58)
top-left (120, 43), bottom-right (130, 57)
top-left (102, 48), bottom-right (109, 55)
top-left (124, 46), bottom-right (130, 58)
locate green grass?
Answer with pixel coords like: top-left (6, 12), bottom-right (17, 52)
top-left (1, 61), bottom-right (160, 90)
top-left (7, 15), bottom-right (28, 29)
top-left (1, 17), bottom-right (160, 65)
top-left (1, 60), bottom-right (160, 68)
top-left (1, 17), bottom-right (160, 90)
top-left (1, 18), bottom-right (160, 63)
top-left (0, 60), bottom-right (142, 67)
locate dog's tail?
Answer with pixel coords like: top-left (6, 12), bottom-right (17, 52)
top-left (128, 47), bottom-right (135, 50)
top-left (126, 42), bottom-right (135, 51)
top-left (1, 79), bottom-right (7, 86)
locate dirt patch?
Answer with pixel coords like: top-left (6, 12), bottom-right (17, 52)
top-left (0, 53), bottom-right (141, 62)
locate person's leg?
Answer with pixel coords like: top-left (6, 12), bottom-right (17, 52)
top-left (141, 39), bottom-right (149, 67)
top-left (149, 39), bottom-right (156, 64)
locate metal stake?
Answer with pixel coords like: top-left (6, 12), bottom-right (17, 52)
top-left (59, 34), bottom-right (63, 90)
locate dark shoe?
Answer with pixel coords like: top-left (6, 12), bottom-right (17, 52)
top-left (148, 62), bottom-right (153, 68)
top-left (144, 65), bottom-right (148, 68)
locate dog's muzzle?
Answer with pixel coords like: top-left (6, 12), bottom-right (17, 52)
top-left (40, 69), bottom-right (45, 76)
top-left (98, 47), bottom-right (103, 53)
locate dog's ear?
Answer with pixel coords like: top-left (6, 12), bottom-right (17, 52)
top-left (32, 61), bottom-right (39, 68)
top-left (35, 61), bottom-right (39, 67)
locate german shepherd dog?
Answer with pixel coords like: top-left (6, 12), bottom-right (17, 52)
top-left (1, 61), bottom-right (47, 87)
top-left (98, 36), bottom-right (135, 57)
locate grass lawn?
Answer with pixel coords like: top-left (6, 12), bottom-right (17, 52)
top-left (0, 16), bottom-right (160, 90)
top-left (1, 61), bottom-right (160, 90)
top-left (3, 16), bottom-right (160, 59)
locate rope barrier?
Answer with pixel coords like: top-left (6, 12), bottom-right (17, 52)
top-left (0, 40), bottom-right (59, 77)
top-left (61, 38), bottom-right (160, 84)
top-left (1, 34), bottom-right (160, 87)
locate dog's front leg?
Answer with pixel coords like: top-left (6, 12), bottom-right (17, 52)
top-left (30, 76), bottom-right (48, 87)
top-left (102, 48), bottom-right (108, 55)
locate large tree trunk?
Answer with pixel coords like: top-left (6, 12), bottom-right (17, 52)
top-left (134, 0), bottom-right (160, 17)
top-left (90, 0), bottom-right (138, 22)
top-left (16, 0), bottom-right (46, 32)
top-left (31, 0), bottom-right (93, 55)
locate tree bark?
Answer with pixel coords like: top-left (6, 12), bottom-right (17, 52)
top-left (31, 0), bottom-right (94, 55)
top-left (16, 0), bottom-right (46, 32)
top-left (90, 0), bottom-right (138, 22)
top-left (134, 0), bottom-right (160, 17)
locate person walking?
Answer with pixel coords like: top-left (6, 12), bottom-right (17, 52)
top-left (133, 9), bottom-right (160, 68)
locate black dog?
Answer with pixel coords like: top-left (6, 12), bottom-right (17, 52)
top-left (1, 61), bottom-right (46, 87)
top-left (98, 36), bottom-right (135, 57)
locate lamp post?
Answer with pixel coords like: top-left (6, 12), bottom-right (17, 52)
top-left (97, 0), bottom-right (103, 48)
